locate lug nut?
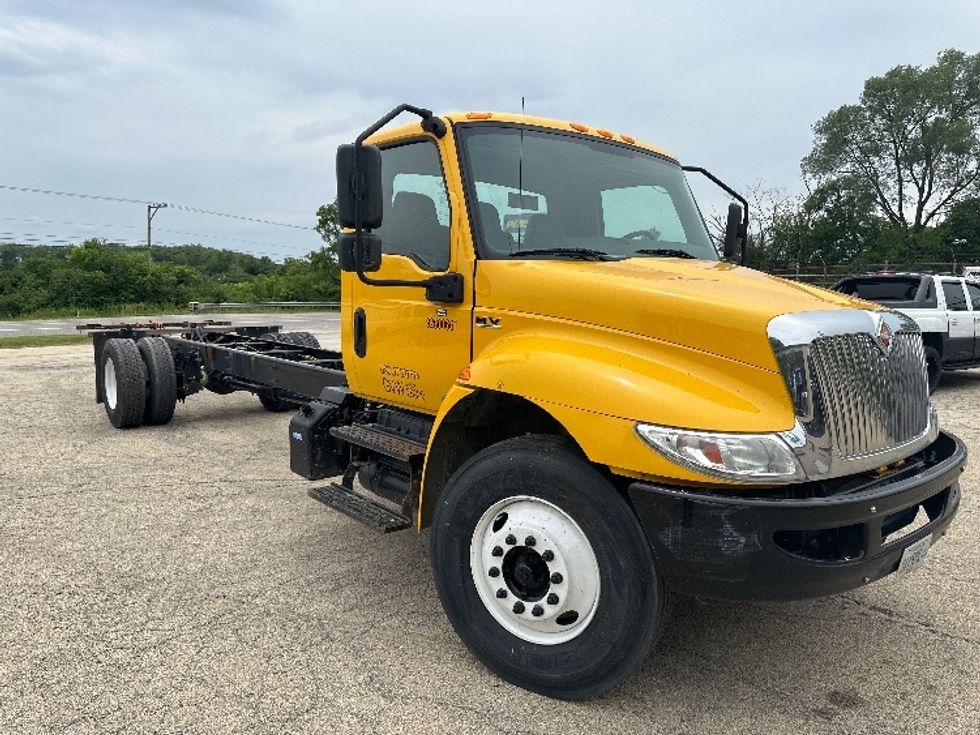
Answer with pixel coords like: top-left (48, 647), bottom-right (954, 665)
top-left (491, 545), bottom-right (503, 557)
top-left (496, 588), bottom-right (508, 599)
top-left (547, 593), bottom-right (559, 605)
top-left (488, 566), bottom-right (500, 578)
top-left (513, 601), bottom-right (525, 614)
top-left (550, 572), bottom-right (563, 584)
top-left (525, 535), bottom-right (536, 547)
top-left (542, 550), bottom-right (554, 562)
top-left (505, 534), bottom-right (517, 545)
top-left (531, 605), bottom-right (544, 617)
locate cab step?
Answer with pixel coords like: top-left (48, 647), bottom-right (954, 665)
top-left (308, 482), bottom-right (412, 533)
top-left (330, 423), bottom-right (426, 462)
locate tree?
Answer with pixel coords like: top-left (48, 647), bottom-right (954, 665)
top-left (803, 49), bottom-right (980, 241)
top-left (315, 201), bottom-right (340, 247)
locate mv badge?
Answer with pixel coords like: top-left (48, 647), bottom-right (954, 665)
top-left (871, 313), bottom-right (894, 356)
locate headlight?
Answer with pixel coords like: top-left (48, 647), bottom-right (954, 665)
top-left (635, 423), bottom-right (805, 483)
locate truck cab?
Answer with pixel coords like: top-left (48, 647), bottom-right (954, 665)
top-left (321, 107), bottom-right (965, 697)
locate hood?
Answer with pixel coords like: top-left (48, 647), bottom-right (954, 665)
top-left (474, 258), bottom-right (860, 371)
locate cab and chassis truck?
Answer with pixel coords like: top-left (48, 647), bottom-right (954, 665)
top-left (85, 104), bottom-right (967, 699)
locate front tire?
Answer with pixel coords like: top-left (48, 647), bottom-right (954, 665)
top-left (430, 435), bottom-right (663, 700)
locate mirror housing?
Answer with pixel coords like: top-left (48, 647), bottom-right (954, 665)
top-left (338, 232), bottom-right (382, 273)
top-left (336, 144), bottom-right (383, 229)
top-left (723, 202), bottom-right (744, 260)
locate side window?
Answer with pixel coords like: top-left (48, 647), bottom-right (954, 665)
top-left (600, 185), bottom-right (686, 241)
top-left (942, 281), bottom-right (969, 311)
top-left (374, 141), bottom-right (451, 271)
top-left (966, 282), bottom-right (980, 310)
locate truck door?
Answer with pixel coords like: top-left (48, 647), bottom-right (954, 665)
top-left (343, 137), bottom-right (471, 413)
top-left (941, 280), bottom-right (972, 362)
top-left (966, 281), bottom-right (980, 360)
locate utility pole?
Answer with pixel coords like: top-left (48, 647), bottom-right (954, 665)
top-left (146, 202), bottom-right (168, 263)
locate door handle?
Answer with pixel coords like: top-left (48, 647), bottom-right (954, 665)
top-left (353, 308), bottom-right (367, 358)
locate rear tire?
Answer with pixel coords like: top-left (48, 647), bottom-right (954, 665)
top-left (924, 345), bottom-right (942, 394)
top-left (256, 332), bottom-right (308, 411)
top-left (258, 393), bottom-right (295, 412)
top-left (100, 339), bottom-right (147, 429)
top-left (430, 434), bottom-right (664, 700)
top-left (137, 337), bottom-right (177, 425)
top-left (283, 331), bottom-right (320, 350)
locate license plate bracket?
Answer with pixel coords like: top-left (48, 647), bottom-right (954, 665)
top-left (896, 533), bottom-right (932, 575)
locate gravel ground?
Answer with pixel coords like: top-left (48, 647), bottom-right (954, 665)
top-left (1, 341), bottom-right (979, 735)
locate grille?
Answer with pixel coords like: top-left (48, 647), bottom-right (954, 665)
top-left (809, 333), bottom-right (929, 459)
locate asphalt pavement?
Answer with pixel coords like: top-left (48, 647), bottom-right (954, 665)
top-left (1, 338), bottom-right (979, 734)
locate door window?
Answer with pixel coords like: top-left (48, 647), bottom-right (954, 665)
top-left (966, 282), bottom-right (980, 310)
top-left (942, 281), bottom-right (969, 311)
top-left (374, 141), bottom-right (451, 271)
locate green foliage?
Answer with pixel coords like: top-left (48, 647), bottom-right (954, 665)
top-left (803, 49), bottom-right (980, 234)
top-left (0, 236), bottom-right (342, 319)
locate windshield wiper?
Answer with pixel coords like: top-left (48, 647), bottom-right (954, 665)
top-left (509, 248), bottom-right (615, 261)
top-left (632, 248), bottom-right (696, 259)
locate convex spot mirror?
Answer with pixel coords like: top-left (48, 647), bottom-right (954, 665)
top-left (336, 144), bottom-right (383, 229)
top-left (338, 233), bottom-right (382, 273)
top-left (723, 202), bottom-right (744, 260)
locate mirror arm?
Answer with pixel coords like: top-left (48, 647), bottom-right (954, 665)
top-left (681, 165), bottom-right (749, 264)
top-left (351, 103), bottom-right (455, 298)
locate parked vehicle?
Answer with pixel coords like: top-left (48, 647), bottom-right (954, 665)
top-left (833, 273), bottom-right (980, 392)
top-left (83, 105), bottom-right (966, 700)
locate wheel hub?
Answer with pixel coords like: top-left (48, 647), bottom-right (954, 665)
top-left (469, 496), bottom-right (601, 645)
top-left (502, 546), bottom-right (549, 601)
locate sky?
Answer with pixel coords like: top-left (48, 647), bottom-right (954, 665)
top-left (1, 0), bottom-right (979, 261)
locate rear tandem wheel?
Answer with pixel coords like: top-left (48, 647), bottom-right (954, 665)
top-left (100, 338), bottom-right (147, 429)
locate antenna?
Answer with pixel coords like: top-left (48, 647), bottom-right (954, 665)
top-left (517, 96), bottom-right (525, 250)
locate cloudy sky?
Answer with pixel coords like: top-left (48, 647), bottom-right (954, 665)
top-left (2, 0), bottom-right (979, 260)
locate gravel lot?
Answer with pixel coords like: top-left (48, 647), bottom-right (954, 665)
top-left (2, 337), bottom-right (979, 734)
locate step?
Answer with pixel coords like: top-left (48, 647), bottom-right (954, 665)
top-left (308, 483), bottom-right (412, 533)
top-left (330, 424), bottom-right (426, 462)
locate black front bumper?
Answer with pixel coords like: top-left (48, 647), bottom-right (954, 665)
top-left (628, 430), bottom-right (967, 601)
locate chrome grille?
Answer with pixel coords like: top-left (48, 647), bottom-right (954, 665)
top-left (808, 332), bottom-right (929, 459)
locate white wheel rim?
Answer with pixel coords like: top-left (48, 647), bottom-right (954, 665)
top-left (103, 359), bottom-right (118, 410)
top-left (470, 495), bottom-right (600, 645)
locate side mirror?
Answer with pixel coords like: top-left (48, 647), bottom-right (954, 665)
top-left (336, 144), bottom-right (383, 229)
top-left (338, 232), bottom-right (382, 273)
top-left (723, 202), bottom-right (744, 260)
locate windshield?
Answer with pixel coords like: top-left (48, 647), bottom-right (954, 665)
top-left (458, 125), bottom-right (717, 261)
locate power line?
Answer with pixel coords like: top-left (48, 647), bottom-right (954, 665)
top-left (0, 217), bottom-right (310, 252)
top-left (0, 184), bottom-right (316, 231)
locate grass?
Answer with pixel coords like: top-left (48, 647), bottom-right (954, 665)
top-left (0, 334), bottom-right (90, 349)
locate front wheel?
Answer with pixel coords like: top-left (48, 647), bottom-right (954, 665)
top-left (430, 435), bottom-right (664, 700)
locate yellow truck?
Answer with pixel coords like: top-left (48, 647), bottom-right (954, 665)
top-left (86, 104), bottom-right (967, 699)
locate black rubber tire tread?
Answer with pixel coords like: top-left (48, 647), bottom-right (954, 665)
top-left (430, 434), bottom-right (664, 700)
top-left (101, 338), bottom-right (147, 429)
top-left (924, 345), bottom-right (942, 394)
top-left (282, 331), bottom-right (320, 350)
top-left (137, 336), bottom-right (177, 425)
top-left (259, 393), bottom-right (295, 412)
top-left (256, 332), bottom-right (298, 411)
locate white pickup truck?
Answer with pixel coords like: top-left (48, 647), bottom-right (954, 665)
top-left (833, 273), bottom-right (980, 392)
